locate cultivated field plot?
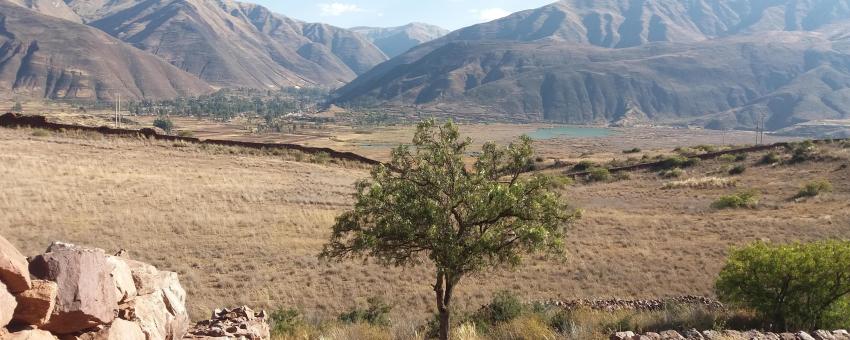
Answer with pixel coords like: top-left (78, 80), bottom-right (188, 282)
top-left (1, 127), bottom-right (848, 325)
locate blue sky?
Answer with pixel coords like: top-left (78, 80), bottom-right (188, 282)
top-left (250, 0), bottom-right (556, 30)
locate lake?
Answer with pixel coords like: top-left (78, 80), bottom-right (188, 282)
top-left (527, 126), bottom-right (615, 140)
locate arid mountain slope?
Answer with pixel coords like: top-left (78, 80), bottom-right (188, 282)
top-left (64, 0), bottom-right (387, 88)
top-left (0, 1), bottom-right (212, 100)
top-left (334, 0), bottom-right (850, 129)
top-left (351, 23), bottom-right (448, 58)
top-left (7, 0), bottom-right (82, 23)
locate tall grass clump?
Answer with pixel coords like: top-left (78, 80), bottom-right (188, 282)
top-left (655, 156), bottom-right (700, 171)
top-left (663, 177), bottom-right (737, 190)
top-left (712, 190), bottom-right (759, 209)
top-left (758, 152), bottom-right (781, 165)
top-left (794, 180), bottom-right (833, 199)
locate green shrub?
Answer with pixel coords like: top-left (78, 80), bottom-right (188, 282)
top-left (547, 175), bottom-right (574, 190)
top-left (338, 297), bottom-right (392, 326)
top-left (656, 156), bottom-right (700, 170)
top-left (795, 180), bottom-right (833, 199)
top-left (728, 165), bottom-right (746, 176)
top-left (587, 167), bottom-right (611, 182)
top-left (659, 168), bottom-right (685, 179)
top-left (573, 160), bottom-right (596, 171)
top-left (734, 154), bottom-right (748, 162)
top-left (712, 191), bottom-right (759, 209)
top-left (716, 241), bottom-right (850, 331)
top-left (788, 141), bottom-right (818, 164)
top-left (758, 152), bottom-right (781, 165)
top-left (270, 308), bottom-right (303, 336)
top-left (473, 291), bottom-right (524, 325)
top-left (718, 154), bottom-right (737, 163)
top-left (153, 117), bottom-right (174, 134)
top-left (694, 145), bottom-right (718, 153)
top-left (623, 147), bottom-right (642, 154)
top-left (311, 151), bottom-right (330, 164)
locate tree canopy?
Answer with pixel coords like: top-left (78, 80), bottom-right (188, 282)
top-left (321, 120), bottom-right (577, 339)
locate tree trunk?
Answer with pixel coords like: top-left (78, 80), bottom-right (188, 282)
top-left (434, 271), bottom-right (457, 340)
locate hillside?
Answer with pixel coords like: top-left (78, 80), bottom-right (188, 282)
top-left (1, 122), bottom-right (847, 326)
top-left (0, 1), bottom-right (212, 100)
top-left (334, 0), bottom-right (850, 130)
top-left (64, 0), bottom-right (387, 89)
top-left (351, 23), bottom-right (448, 58)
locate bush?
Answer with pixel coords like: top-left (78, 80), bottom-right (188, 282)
top-left (712, 191), bottom-right (759, 209)
top-left (573, 160), bottom-right (596, 172)
top-left (663, 177), bottom-right (737, 190)
top-left (659, 168), bottom-right (685, 179)
top-left (586, 167), bottom-right (611, 182)
top-left (655, 156), bottom-right (700, 170)
top-left (623, 147), bottom-right (642, 154)
top-left (473, 291), bottom-right (524, 325)
top-left (734, 154), bottom-right (748, 162)
top-left (270, 308), bottom-right (303, 336)
top-left (788, 141), bottom-right (818, 164)
top-left (547, 175), bottom-right (574, 190)
top-left (31, 129), bottom-right (50, 137)
top-left (311, 151), bottom-right (330, 164)
top-left (338, 297), bottom-right (392, 326)
top-left (795, 180), bottom-right (833, 199)
top-left (759, 152), bottom-right (781, 165)
top-left (728, 164), bottom-right (746, 176)
top-left (153, 117), bottom-right (174, 134)
top-left (716, 241), bottom-right (850, 331)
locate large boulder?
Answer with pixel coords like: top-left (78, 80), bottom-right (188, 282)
top-left (12, 279), bottom-right (58, 327)
top-left (28, 242), bottom-right (118, 334)
top-left (0, 235), bottom-right (32, 293)
top-left (118, 258), bottom-right (189, 340)
top-left (105, 256), bottom-right (136, 303)
top-left (5, 328), bottom-right (59, 339)
top-left (72, 319), bottom-right (146, 340)
top-left (1, 281), bottom-right (18, 327)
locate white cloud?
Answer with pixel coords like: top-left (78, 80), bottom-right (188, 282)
top-left (471, 7), bottom-right (511, 21)
top-left (318, 2), bottom-right (363, 16)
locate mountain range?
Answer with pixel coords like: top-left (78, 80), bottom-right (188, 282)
top-left (334, 0), bottom-right (850, 129)
top-left (0, 0), bottom-right (392, 100)
top-left (351, 23), bottom-right (449, 58)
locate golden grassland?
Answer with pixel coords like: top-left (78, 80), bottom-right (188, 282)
top-left (1, 126), bottom-right (849, 332)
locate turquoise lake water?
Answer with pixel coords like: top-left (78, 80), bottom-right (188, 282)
top-left (527, 126), bottom-right (615, 140)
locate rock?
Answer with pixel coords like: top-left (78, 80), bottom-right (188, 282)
top-left (659, 330), bottom-right (685, 340)
top-left (779, 333), bottom-right (798, 340)
top-left (645, 332), bottom-right (662, 340)
top-left (72, 319), bottom-right (146, 340)
top-left (1, 281), bottom-right (18, 327)
top-left (12, 280), bottom-right (58, 327)
top-left (815, 330), bottom-right (837, 340)
top-left (185, 306), bottom-right (270, 340)
top-left (28, 242), bottom-right (118, 334)
top-left (5, 328), bottom-right (59, 339)
top-left (684, 329), bottom-right (704, 339)
top-left (834, 330), bottom-right (850, 340)
top-left (611, 331), bottom-right (636, 340)
top-left (798, 332), bottom-right (817, 340)
top-left (116, 257), bottom-right (189, 340)
top-left (0, 235), bottom-right (32, 293)
top-left (106, 256), bottom-right (136, 303)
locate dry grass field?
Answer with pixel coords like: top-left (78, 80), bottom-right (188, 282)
top-left (1, 124), bottom-right (849, 334)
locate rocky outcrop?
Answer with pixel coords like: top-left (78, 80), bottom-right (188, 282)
top-left (28, 243), bottom-right (119, 334)
top-left (1, 281), bottom-right (17, 328)
top-left (184, 307), bottom-right (270, 340)
top-left (612, 329), bottom-right (850, 340)
top-left (12, 280), bottom-right (58, 327)
top-left (0, 236), bottom-right (238, 340)
top-left (0, 235), bottom-right (32, 294)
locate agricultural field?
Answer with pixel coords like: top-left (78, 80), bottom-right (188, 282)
top-left (1, 123), bottom-right (848, 333)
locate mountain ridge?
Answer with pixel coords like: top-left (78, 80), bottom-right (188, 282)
top-left (351, 23), bottom-right (448, 58)
top-left (333, 0), bottom-right (850, 130)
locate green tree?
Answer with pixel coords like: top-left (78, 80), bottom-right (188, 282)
top-left (153, 117), bottom-right (174, 134)
top-left (321, 120), bottom-right (577, 340)
top-left (12, 102), bottom-right (22, 113)
top-left (716, 241), bottom-right (850, 331)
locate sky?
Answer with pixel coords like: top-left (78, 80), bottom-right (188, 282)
top-left (249, 0), bottom-right (556, 30)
